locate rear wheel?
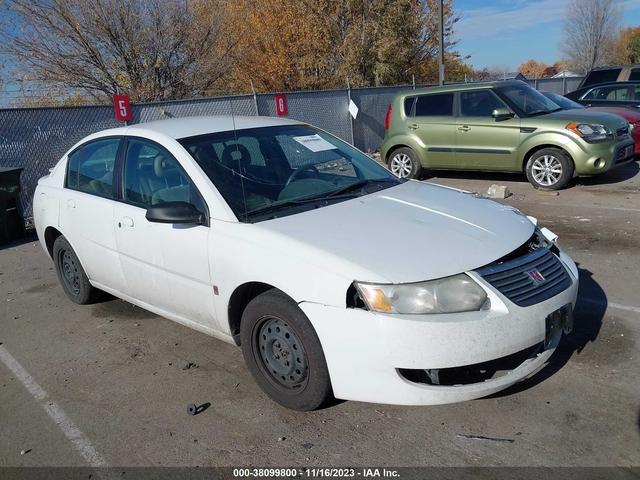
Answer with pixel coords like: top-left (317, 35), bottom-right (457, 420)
top-left (240, 290), bottom-right (332, 411)
top-left (52, 236), bottom-right (100, 304)
top-left (388, 147), bottom-right (422, 179)
top-left (525, 148), bottom-right (573, 190)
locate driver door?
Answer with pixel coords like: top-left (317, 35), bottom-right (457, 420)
top-left (455, 89), bottom-right (520, 170)
top-left (113, 137), bottom-right (216, 328)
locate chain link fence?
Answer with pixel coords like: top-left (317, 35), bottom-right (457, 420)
top-left (0, 77), bottom-right (584, 219)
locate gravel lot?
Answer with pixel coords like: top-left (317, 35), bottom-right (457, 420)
top-left (1, 163), bottom-right (639, 469)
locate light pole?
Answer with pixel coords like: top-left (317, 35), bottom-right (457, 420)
top-left (438, 0), bottom-right (445, 86)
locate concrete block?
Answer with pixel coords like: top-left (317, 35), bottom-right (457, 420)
top-left (486, 184), bottom-right (511, 199)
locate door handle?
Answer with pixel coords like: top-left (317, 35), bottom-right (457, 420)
top-left (66, 199), bottom-right (76, 209)
top-left (408, 123), bottom-right (419, 130)
top-left (458, 125), bottom-right (471, 132)
top-left (119, 216), bottom-right (134, 228)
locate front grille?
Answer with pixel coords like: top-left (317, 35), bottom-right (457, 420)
top-left (617, 126), bottom-right (629, 137)
top-left (476, 247), bottom-right (571, 307)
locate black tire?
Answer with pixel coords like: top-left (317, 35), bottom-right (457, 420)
top-left (388, 147), bottom-right (422, 179)
top-left (525, 148), bottom-right (574, 190)
top-left (52, 236), bottom-right (100, 305)
top-left (240, 289), bottom-right (333, 411)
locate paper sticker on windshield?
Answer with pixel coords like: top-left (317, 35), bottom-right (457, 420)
top-left (292, 134), bottom-right (337, 152)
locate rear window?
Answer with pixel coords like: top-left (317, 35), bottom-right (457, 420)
top-left (582, 68), bottom-right (621, 87)
top-left (413, 93), bottom-right (453, 116)
top-left (630, 68), bottom-right (640, 81)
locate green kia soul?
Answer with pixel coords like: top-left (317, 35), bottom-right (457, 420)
top-left (380, 80), bottom-right (635, 189)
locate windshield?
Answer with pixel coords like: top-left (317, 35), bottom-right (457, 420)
top-left (496, 83), bottom-right (562, 117)
top-left (179, 125), bottom-right (401, 222)
top-left (541, 91), bottom-right (584, 110)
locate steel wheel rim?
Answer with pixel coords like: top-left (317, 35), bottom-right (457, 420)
top-left (532, 155), bottom-right (562, 186)
top-left (390, 153), bottom-right (412, 178)
top-left (254, 316), bottom-right (308, 391)
top-left (59, 250), bottom-right (81, 296)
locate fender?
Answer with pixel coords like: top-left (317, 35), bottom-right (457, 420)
top-left (380, 133), bottom-right (431, 167)
top-left (518, 130), bottom-right (587, 167)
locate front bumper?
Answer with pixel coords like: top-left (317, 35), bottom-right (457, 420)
top-left (299, 251), bottom-right (579, 406)
top-left (572, 136), bottom-right (635, 175)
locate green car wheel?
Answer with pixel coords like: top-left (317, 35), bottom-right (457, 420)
top-left (388, 147), bottom-right (422, 179)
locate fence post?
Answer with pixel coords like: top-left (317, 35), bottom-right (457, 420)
top-left (347, 80), bottom-right (355, 146)
top-left (562, 76), bottom-right (567, 94)
top-left (250, 80), bottom-right (259, 116)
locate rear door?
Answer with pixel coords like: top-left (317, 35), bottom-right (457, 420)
top-left (113, 137), bottom-right (216, 328)
top-left (407, 92), bottom-right (457, 168)
top-left (455, 89), bottom-right (520, 170)
top-left (59, 137), bottom-right (127, 292)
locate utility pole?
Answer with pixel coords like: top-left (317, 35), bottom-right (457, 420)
top-left (438, 0), bottom-right (445, 86)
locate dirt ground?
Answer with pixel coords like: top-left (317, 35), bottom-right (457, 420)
top-left (1, 163), bottom-right (639, 469)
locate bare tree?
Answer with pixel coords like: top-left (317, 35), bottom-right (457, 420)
top-left (1, 0), bottom-right (237, 102)
top-left (562, 0), bottom-right (621, 74)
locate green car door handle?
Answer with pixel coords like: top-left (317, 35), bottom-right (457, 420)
top-left (458, 125), bottom-right (471, 132)
top-left (408, 123), bottom-right (419, 130)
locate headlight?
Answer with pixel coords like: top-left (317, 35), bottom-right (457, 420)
top-left (354, 274), bottom-right (488, 314)
top-left (566, 122), bottom-right (612, 143)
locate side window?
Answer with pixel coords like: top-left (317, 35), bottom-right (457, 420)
top-left (583, 86), bottom-right (629, 101)
top-left (404, 97), bottom-right (415, 116)
top-left (414, 93), bottom-right (454, 116)
top-left (123, 138), bottom-right (206, 213)
top-left (629, 68), bottom-right (640, 81)
top-left (66, 138), bottom-right (119, 198)
top-left (460, 90), bottom-right (505, 117)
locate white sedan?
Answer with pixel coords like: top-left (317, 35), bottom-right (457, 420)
top-left (33, 116), bottom-right (579, 410)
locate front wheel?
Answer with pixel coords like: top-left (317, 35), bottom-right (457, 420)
top-left (388, 147), bottom-right (422, 179)
top-left (240, 290), bottom-right (332, 411)
top-left (525, 148), bottom-right (574, 190)
top-left (52, 236), bottom-right (100, 304)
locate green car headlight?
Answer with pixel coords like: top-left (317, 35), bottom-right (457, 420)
top-left (566, 122), bottom-right (612, 143)
top-left (355, 274), bottom-right (488, 314)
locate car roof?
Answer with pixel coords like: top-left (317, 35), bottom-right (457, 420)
top-left (588, 64), bottom-right (640, 71)
top-left (398, 80), bottom-right (527, 97)
top-left (582, 81), bottom-right (640, 87)
top-left (98, 115), bottom-right (305, 140)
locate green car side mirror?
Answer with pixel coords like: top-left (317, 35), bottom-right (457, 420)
top-left (492, 108), bottom-right (515, 121)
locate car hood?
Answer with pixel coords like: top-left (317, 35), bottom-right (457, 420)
top-left (254, 181), bottom-right (535, 283)
top-left (536, 108), bottom-right (628, 130)
top-left (587, 106), bottom-right (640, 122)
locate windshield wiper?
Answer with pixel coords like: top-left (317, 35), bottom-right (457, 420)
top-left (245, 193), bottom-right (358, 217)
top-left (324, 178), bottom-right (396, 198)
top-left (528, 107), bottom-right (562, 116)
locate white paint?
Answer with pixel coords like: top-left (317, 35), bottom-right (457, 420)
top-left (0, 346), bottom-right (107, 467)
top-left (33, 116), bottom-right (581, 406)
top-left (581, 298), bottom-right (640, 314)
top-left (379, 195), bottom-right (494, 234)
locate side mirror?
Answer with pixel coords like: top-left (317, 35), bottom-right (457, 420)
top-left (146, 201), bottom-right (205, 225)
top-left (492, 107), bottom-right (515, 120)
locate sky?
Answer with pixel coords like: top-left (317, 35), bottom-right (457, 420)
top-left (455, 0), bottom-right (640, 71)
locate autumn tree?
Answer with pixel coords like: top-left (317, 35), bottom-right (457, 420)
top-left (1, 0), bottom-right (238, 102)
top-left (612, 26), bottom-right (640, 64)
top-left (562, 0), bottom-right (621, 73)
top-left (226, 0), bottom-right (470, 90)
top-left (517, 59), bottom-right (550, 79)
